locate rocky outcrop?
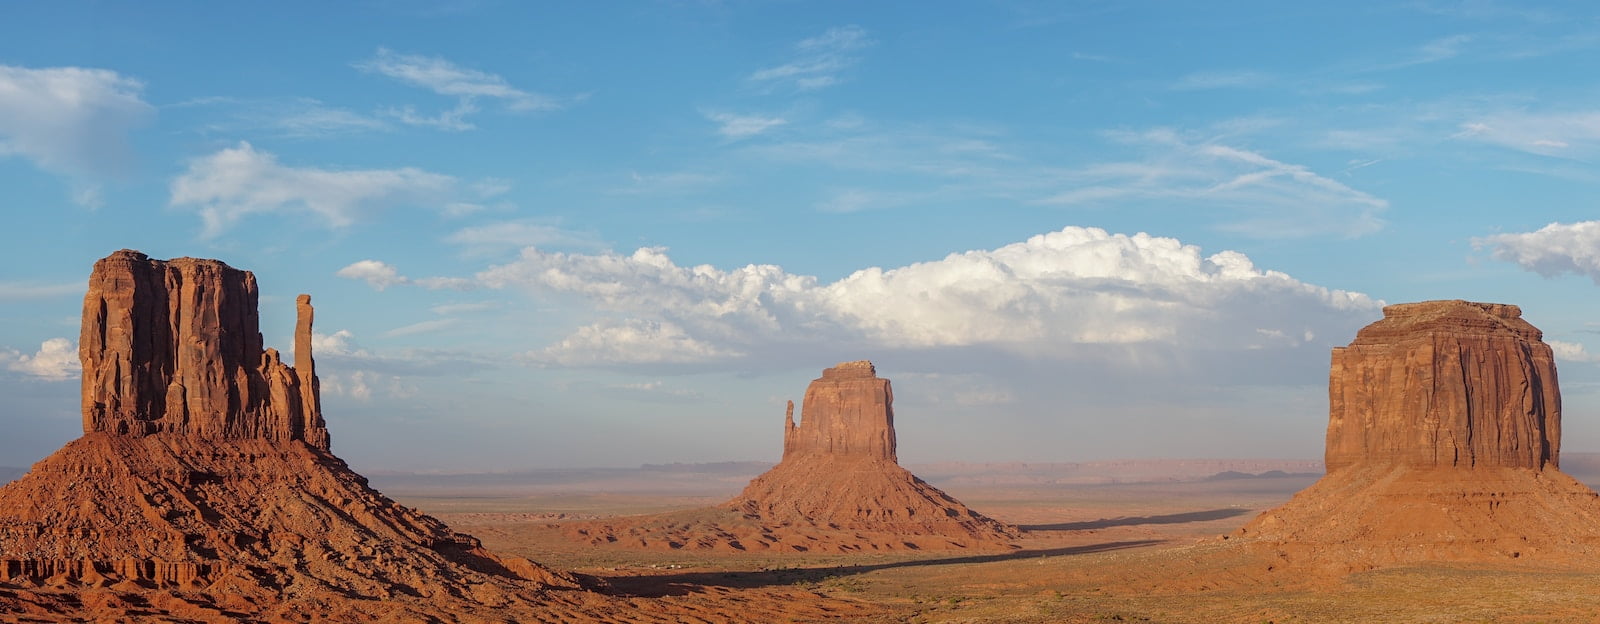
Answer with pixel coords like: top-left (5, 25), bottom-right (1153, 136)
top-left (568, 361), bottom-right (1016, 552)
top-left (1324, 300), bottom-right (1560, 472)
top-left (1236, 299), bottom-right (1600, 570)
top-left (0, 250), bottom-right (586, 622)
top-left (79, 250), bottom-right (327, 448)
top-left (782, 361), bottom-right (896, 461)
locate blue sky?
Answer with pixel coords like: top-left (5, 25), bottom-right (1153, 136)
top-left (3, 1), bottom-right (1600, 471)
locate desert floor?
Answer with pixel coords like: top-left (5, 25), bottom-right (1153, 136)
top-left (371, 461), bottom-right (1600, 624)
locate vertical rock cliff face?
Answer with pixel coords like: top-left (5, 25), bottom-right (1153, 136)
top-left (1238, 299), bottom-right (1600, 570)
top-left (782, 360), bottom-right (897, 462)
top-left (79, 249), bottom-right (327, 448)
top-left (1324, 300), bottom-right (1560, 472)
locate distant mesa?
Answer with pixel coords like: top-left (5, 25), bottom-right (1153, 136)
top-left (1236, 299), bottom-right (1600, 570)
top-left (565, 360), bottom-right (1018, 552)
top-left (727, 361), bottom-right (1016, 544)
top-left (0, 250), bottom-right (584, 621)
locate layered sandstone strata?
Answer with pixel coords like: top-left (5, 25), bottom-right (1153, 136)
top-left (781, 360), bottom-right (896, 460)
top-left (1324, 300), bottom-right (1559, 472)
top-left (80, 250), bottom-right (328, 448)
top-left (1237, 299), bottom-right (1600, 570)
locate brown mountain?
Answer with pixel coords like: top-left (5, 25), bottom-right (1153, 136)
top-left (0, 251), bottom-right (574, 622)
top-left (566, 361), bottom-right (1017, 552)
top-left (1236, 300), bottom-right (1600, 570)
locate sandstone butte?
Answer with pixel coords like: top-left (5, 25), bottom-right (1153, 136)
top-left (566, 361), bottom-right (1018, 552)
top-left (0, 250), bottom-right (669, 623)
top-left (1235, 300), bottom-right (1600, 572)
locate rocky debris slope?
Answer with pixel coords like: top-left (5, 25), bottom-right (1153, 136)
top-left (0, 250), bottom-right (587, 622)
top-left (1235, 300), bottom-right (1600, 571)
top-left (566, 361), bottom-right (1017, 552)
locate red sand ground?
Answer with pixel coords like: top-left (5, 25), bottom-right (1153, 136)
top-left (372, 460), bottom-right (1600, 623)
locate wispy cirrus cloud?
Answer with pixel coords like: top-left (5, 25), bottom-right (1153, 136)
top-left (1361, 34), bottom-right (1473, 72)
top-left (1454, 111), bottom-right (1600, 158)
top-left (1040, 129), bottom-right (1389, 238)
top-left (384, 318), bottom-right (460, 338)
top-left (749, 25), bottom-right (872, 91)
top-left (704, 111), bottom-right (788, 139)
top-left (1171, 70), bottom-right (1273, 90)
top-left (739, 116), bottom-right (1386, 238)
top-left (445, 219), bottom-right (602, 254)
top-left (0, 281), bottom-right (80, 300)
top-left (355, 47), bottom-right (571, 130)
top-left (178, 96), bottom-right (388, 139)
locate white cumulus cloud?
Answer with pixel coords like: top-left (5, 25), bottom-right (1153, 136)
top-left (0, 338), bottom-right (81, 381)
top-left (0, 64), bottom-right (154, 178)
top-left (169, 142), bottom-right (457, 237)
top-left (1548, 340), bottom-right (1600, 364)
top-left (336, 260), bottom-right (408, 291)
top-left (1474, 220), bottom-right (1600, 283)
top-left (474, 226), bottom-right (1380, 368)
top-left (533, 319), bottom-right (744, 366)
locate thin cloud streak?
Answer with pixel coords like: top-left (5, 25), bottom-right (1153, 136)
top-left (749, 25), bottom-right (872, 91)
top-left (354, 47), bottom-right (570, 130)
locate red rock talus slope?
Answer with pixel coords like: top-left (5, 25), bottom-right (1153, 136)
top-left (567, 361), bottom-right (1017, 552)
top-left (1236, 300), bottom-right (1600, 571)
top-left (0, 250), bottom-right (585, 622)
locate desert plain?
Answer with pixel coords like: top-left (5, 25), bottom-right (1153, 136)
top-left (344, 456), bottom-right (1600, 624)
top-left (3, 256), bottom-right (1595, 623)
top-left (10, 456), bottom-right (1600, 623)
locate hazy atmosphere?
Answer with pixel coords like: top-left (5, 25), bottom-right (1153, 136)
top-left (4, 1), bottom-right (1599, 472)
